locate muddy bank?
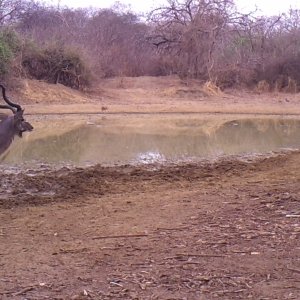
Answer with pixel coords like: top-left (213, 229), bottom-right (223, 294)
top-left (0, 150), bottom-right (298, 209)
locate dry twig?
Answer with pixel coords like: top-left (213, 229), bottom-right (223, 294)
top-left (92, 234), bottom-right (148, 240)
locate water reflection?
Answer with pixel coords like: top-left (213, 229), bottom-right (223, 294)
top-left (3, 118), bottom-right (300, 166)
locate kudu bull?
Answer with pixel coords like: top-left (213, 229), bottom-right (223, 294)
top-left (0, 84), bottom-right (33, 156)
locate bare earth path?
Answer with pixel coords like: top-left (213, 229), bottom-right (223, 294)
top-left (0, 152), bottom-right (299, 299)
top-left (0, 77), bottom-right (299, 299)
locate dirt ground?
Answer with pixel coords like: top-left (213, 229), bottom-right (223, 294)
top-left (0, 77), bottom-right (299, 299)
top-left (14, 75), bottom-right (300, 115)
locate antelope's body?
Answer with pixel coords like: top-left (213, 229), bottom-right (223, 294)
top-left (0, 115), bottom-right (17, 155)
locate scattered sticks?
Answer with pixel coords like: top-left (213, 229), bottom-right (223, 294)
top-left (92, 233), bottom-right (148, 240)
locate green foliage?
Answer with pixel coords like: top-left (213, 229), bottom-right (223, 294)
top-left (0, 28), bottom-right (21, 76)
top-left (22, 45), bottom-right (91, 89)
top-left (233, 37), bottom-right (250, 48)
top-left (0, 28), bottom-right (21, 53)
top-left (0, 41), bottom-right (12, 75)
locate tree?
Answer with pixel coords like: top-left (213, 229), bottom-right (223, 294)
top-left (148, 0), bottom-right (239, 80)
top-left (0, 0), bottom-right (27, 25)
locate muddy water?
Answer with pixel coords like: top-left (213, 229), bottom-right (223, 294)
top-left (2, 115), bottom-right (300, 166)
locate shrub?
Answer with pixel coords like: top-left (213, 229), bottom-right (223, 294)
top-left (22, 44), bottom-right (91, 89)
top-left (255, 56), bottom-right (300, 92)
top-left (0, 28), bottom-right (21, 77)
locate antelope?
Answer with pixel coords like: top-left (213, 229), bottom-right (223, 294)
top-left (0, 84), bottom-right (33, 156)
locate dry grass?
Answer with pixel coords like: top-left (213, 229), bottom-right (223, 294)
top-left (203, 80), bottom-right (223, 95)
top-left (256, 80), bottom-right (271, 93)
top-left (18, 79), bottom-right (90, 104)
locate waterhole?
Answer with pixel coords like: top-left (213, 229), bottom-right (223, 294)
top-left (2, 115), bottom-right (300, 166)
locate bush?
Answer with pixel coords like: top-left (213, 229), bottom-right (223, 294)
top-left (255, 56), bottom-right (300, 92)
top-left (22, 44), bottom-right (91, 89)
top-left (0, 28), bottom-right (21, 77)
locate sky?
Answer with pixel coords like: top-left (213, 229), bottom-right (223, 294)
top-left (55, 0), bottom-right (300, 16)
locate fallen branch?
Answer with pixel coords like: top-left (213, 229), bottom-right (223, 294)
top-left (92, 234), bottom-right (148, 240)
top-left (287, 267), bottom-right (300, 274)
top-left (286, 214), bottom-right (300, 218)
top-left (175, 253), bottom-right (226, 258)
top-left (13, 286), bottom-right (35, 296)
top-left (156, 227), bottom-right (189, 231)
top-left (215, 289), bottom-right (247, 295)
top-left (0, 286), bottom-right (36, 296)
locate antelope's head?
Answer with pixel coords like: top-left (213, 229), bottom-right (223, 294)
top-left (0, 84), bottom-right (33, 138)
top-left (13, 109), bottom-right (33, 137)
